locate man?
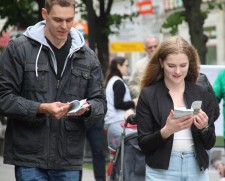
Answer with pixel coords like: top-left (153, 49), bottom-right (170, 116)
top-left (0, 0), bottom-right (106, 180)
top-left (128, 36), bottom-right (159, 98)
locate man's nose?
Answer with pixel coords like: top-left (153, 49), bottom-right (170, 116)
top-left (61, 21), bottom-right (67, 29)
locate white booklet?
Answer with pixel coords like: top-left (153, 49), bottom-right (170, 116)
top-left (173, 101), bottom-right (202, 118)
top-left (68, 99), bottom-right (88, 114)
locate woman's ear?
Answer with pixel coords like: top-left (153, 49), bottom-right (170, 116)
top-left (159, 59), bottom-right (163, 68)
top-left (117, 64), bottom-right (121, 72)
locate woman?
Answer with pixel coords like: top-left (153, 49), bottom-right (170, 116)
top-left (136, 36), bottom-right (218, 181)
top-left (104, 56), bottom-right (136, 130)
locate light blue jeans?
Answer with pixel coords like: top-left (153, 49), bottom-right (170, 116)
top-left (15, 166), bottom-right (80, 181)
top-left (146, 152), bottom-right (209, 181)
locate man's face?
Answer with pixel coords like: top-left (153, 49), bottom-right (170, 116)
top-left (145, 38), bottom-right (159, 57)
top-left (42, 4), bottom-right (75, 44)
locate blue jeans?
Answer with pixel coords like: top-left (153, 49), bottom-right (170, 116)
top-left (146, 152), bottom-right (209, 181)
top-left (15, 166), bottom-right (80, 181)
top-left (85, 121), bottom-right (106, 181)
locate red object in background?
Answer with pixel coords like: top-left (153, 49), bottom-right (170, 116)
top-left (136, 0), bottom-right (153, 15)
top-left (73, 21), bottom-right (88, 35)
top-left (0, 32), bottom-right (10, 47)
top-left (120, 122), bottom-right (137, 129)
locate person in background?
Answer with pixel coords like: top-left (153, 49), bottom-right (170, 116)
top-left (128, 35), bottom-right (159, 98)
top-left (84, 119), bottom-right (106, 181)
top-left (136, 36), bottom-right (219, 181)
top-left (211, 150), bottom-right (225, 179)
top-left (213, 69), bottom-right (225, 147)
top-left (104, 56), bottom-right (137, 130)
top-left (0, 0), bottom-right (106, 180)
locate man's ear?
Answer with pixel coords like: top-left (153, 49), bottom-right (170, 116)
top-left (42, 8), bottom-right (47, 20)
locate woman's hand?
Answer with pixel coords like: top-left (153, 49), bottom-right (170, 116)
top-left (193, 109), bottom-right (209, 130)
top-left (161, 110), bottom-right (194, 139)
top-left (124, 109), bottom-right (135, 121)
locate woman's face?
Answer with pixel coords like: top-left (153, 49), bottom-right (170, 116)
top-left (117, 59), bottom-right (129, 76)
top-left (160, 53), bottom-right (189, 85)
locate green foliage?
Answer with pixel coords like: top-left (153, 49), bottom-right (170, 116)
top-left (76, 0), bottom-right (139, 36)
top-left (0, 0), bottom-right (38, 33)
top-left (108, 12), bottom-right (139, 35)
top-left (215, 136), bottom-right (224, 147)
top-left (161, 11), bottom-right (185, 35)
top-left (161, 1), bottom-right (224, 35)
top-left (75, 0), bottom-right (87, 20)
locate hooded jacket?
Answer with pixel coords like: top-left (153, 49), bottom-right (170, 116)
top-left (0, 21), bottom-right (106, 170)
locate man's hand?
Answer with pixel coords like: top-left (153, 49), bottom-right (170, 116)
top-left (38, 102), bottom-right (71, 120)
top-left (67, 102), bottom-right (91, 117)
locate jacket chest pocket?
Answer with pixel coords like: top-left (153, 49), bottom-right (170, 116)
top-left (67, 68), bottom-right (90, 98)
top-left (23, 63), bottom-right (49, 92)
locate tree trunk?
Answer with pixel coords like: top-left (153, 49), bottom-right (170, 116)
top-left (96, 18), bottom-right (109, 77)
top-left (86, 0), bottom-right (96, 51)
top-left (182, 0), bottom-right (207, 64)
top-left (36, 0), bottom-right (45, 21)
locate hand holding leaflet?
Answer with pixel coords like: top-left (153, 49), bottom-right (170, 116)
top-left (173, 101), bottom-right (202, 118)
top-left (68, 99), bottom-right (88, 114)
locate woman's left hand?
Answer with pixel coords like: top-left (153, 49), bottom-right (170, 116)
top-left (193, 109), bottom-right (209, 130)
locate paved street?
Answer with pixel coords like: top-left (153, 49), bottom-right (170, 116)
top-left (0, 156), bottom-right (94, 181)
top-left (0, 155), bottom-right (224, 181)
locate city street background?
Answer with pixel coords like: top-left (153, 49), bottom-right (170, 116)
top-left (0, 153), bottom-right (224, 181)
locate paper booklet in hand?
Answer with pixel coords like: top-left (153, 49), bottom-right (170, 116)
top-left (173, 101), bottom-right (202, 118)
top-left (68, 99), bottom-right (88, 114)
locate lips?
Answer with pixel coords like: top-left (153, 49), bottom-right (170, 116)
top-left (58, 31), bottom-right (67, 36)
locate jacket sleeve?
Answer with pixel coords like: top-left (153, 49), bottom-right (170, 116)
top-left (197, 87), bottom-right (217, 150)
top-left (136, 89), bottom-right (167, 154)
top-left (84, 52), bottom-right (107, 124)
top-left (0, 39), bottom-right (41, 121)
top-left (113, 80), bottom-right (135, 110)
top-left (197, 73), bottom-right (220, 121)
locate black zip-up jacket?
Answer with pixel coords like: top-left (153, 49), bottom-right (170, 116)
top-left (136, 80), bottom-right (219, 171)
top-left (0, 24), bottom-right (106, 170)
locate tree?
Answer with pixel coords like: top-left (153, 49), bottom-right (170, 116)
top-left (161, 0), bottom-right (223, 64)
top-left (0, 0), bottom-right (43, 32)
top-left (77, 0), bottom-right (137, 75)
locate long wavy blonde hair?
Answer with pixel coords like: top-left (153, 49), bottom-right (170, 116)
top-left (140, 36), bottom-right (200, 90)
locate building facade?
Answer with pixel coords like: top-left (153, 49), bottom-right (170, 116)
top-left (109, 0), bottom-right (225, 75)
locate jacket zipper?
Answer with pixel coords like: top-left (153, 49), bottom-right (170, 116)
top-left (57, 80), bottom-right (60, 90)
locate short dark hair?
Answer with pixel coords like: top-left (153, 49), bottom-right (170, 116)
top-left (45, 0), bottom-right (75, 13)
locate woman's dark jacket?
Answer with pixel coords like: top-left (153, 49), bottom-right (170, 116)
top-left (136, 80), bottom-right (219, 171)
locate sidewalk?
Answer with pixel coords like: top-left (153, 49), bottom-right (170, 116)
top-left (0, 156), bottom-right (223, 181)
top-left (0, 156), bottom-right (94, 181)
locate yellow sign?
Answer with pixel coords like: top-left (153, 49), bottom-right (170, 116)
top-left (110, 42), bottom-right (145, 52)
